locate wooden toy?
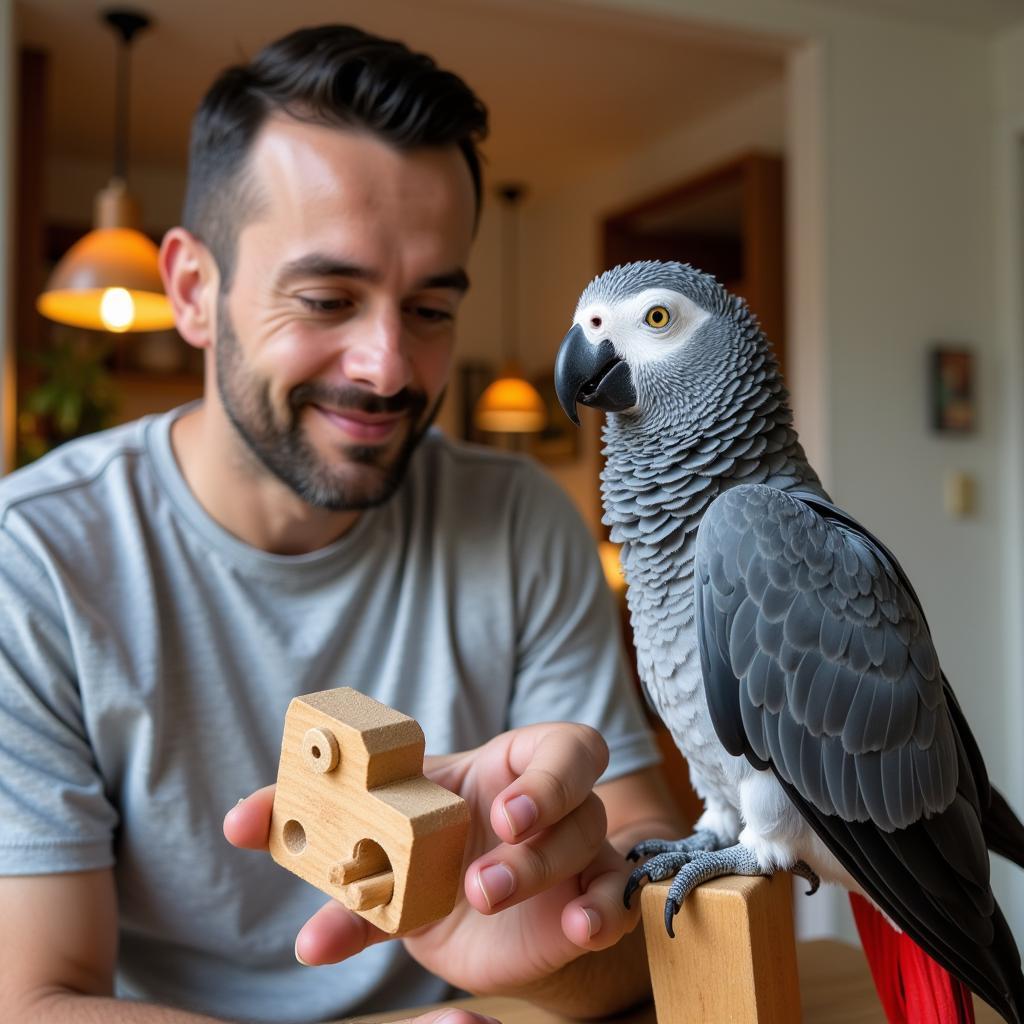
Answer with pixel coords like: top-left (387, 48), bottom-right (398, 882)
top-left (269, 687), bottom-right (470, 934)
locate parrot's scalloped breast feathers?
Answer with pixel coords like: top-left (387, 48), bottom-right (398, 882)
top-left (575, 260), bottom-right (752, 325)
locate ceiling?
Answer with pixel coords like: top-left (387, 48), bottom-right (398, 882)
top-left (15, 0), bottom-right (786, 196)
top-left (17, 0), bottom-right (1023, 199)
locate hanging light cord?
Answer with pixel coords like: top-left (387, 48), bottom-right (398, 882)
top-left (498, 185), bottom-right (524, 367)
top-left (104, 10), bottom-right (150, 184)
top-left (113, 30), bottom-right (131, 180)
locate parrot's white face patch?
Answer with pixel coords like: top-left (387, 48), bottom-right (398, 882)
top-left (573, 287), bottom-right (711, 367)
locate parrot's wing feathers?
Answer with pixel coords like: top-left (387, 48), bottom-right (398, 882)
top-left (695, 484), bottom-right (954, 830)
top-left (695, 485), bottom-right (1024, 1023)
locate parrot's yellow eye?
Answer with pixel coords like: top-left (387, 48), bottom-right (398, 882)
top-left (645, 305), bottom-right (671, 329)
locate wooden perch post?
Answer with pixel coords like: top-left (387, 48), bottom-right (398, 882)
top-left (640, 873), bottom-right (802, 1023)
top-left (269, 688), bottom-right (470, 935)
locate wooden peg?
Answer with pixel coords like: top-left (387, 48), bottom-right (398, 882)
top-left (640, 873), bottom-right (802, 1024)
top-left (269, 687), bottom-right (470, 935)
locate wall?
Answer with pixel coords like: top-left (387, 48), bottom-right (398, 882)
top-left (992, 15), bottom-right (1024, 947)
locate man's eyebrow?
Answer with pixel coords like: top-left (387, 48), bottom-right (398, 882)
top-left (274, 257), bottom-right (469, 294)
top-left (275, 256), bottom-right (378, 289)
top-left (417, 268), bottom-right (471, 293)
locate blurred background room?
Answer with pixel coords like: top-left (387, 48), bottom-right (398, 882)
top-left (2, 0), bottom-right (1024, 950)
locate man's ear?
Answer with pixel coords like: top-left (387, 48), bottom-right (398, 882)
top-left (159, 227), bottom-right (219, 350)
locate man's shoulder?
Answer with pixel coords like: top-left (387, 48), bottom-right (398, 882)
top-left (0, 418), bottom-right (152, 531)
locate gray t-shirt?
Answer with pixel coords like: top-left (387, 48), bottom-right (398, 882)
top-left (0, 406), bottom-right (658, 1023)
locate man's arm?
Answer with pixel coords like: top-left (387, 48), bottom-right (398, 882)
top-left (0, 869), bottom-right (224, 1022)
top-left (503, 765), bottom-right (684, 1019)
top-left (0, 870), bottom-right (498, 1024)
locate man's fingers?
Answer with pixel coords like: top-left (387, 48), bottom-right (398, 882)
top-left (222, 785), bottom-right (276, 850)
top-left (560, 857), bottom-right (641, 952)
top-left (294, 898), bottom-right (389, 965)
top-left (491, 724), bottom-right (609, 844)
top-left (467, 793), bottom-right (607, 913)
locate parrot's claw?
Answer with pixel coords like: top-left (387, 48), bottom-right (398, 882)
top-left (664, 896), bottom-right (681, 938)
top-left (792, 859), bottom-right (820, 895)
top-left (626, 828), bottom-right (722, 863)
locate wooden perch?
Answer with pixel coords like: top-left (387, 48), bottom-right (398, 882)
top-left (640, 873), bottom-right (802, 1024)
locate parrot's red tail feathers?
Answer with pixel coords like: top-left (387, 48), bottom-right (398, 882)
top-left (849, 893), bottom-right (975, 1024)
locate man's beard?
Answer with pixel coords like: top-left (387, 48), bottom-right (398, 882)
top-left (214, 297), bottom-right (441, 512)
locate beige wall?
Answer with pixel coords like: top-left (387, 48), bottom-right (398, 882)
top-left (992, 16), bottom-right (1024, 947)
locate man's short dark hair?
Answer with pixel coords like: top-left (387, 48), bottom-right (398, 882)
top-left (182, 25), bottom-right (489, 288)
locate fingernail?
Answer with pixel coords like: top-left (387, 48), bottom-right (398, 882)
top-left (502, 794), bottom-right (538, 836)
top-left (581, 907), bottom-right (601, 940)
top-left (235, 798), bottom-right (245, 806)
top-left (476, 863), bottom-right (516, 908)
top-left (294, 938), bottom-right (311, 966)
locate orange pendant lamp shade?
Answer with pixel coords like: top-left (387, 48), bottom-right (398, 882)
top-left (37, 183), bottom-right (174, 333)
top-left (36, 10), bottom-right (175, 335)
top-left (474, 370), bottom-right (547, 433)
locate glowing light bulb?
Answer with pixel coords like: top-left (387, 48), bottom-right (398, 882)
top-left (99, 287), bottom-right (135, 332)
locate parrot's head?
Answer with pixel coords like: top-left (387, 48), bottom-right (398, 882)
top-left (554, 260), bottom-right (768, 435)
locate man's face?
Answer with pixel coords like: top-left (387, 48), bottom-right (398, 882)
top-left (212, 117), bottom-right (476, 511)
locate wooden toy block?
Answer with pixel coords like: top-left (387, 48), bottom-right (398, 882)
top-left (640, 873), bottom-right (802, 1024)
top-left (269, 687), bottom-right (470, 935)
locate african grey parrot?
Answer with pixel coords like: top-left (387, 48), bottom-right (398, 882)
top-left (553, 260), bottom-right (1024, 1024)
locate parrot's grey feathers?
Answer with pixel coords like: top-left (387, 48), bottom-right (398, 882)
top-left (558, 257), bottom-right (1024, 1023)
top-left (696, 485), bottom-right (956, 827)
top-left (695, 484), bottom-right (1024, 1019)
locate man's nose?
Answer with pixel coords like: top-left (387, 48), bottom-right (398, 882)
top-left (340, 309), bottom-right (411, 397)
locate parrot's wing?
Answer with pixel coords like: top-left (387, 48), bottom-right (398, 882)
top-left (694, 484), bottom-right (1024, 1023)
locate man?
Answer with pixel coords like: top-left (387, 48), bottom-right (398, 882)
top-left (0, 25), bottom-right (679, 1024)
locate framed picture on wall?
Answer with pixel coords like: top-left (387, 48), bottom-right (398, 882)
top-left (929, 346), bottom-right (976, 434)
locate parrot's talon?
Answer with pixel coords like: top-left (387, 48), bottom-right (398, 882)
top-left (664, 897), bottom-right (680, 937)
top-left (623, 869), bottom-right (648, 908)
top-left (792, 860), bottom-right (820, 895)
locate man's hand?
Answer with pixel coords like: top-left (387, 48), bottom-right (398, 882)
top-left (223, 723), bottom-right (641, 996)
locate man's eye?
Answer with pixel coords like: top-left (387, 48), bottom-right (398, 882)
top-left (298, 296), bottom-right (348, 313)
top-left (409, 306), bottom-right (453, 323)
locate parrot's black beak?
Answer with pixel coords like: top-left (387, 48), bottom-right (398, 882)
top-left (554, 324), bottom-right (636, 426)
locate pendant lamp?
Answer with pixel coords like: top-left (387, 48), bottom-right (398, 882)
top-left (473, 185), bottom-right (547, 434)
top-left (36, 9), bottom-right (175, 334)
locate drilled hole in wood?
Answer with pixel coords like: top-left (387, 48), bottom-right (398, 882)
top-left (301, 727), bottom-right (339, 774)
top-left (282, 819), bottom-right (306, 854)
top-left (330, 839), bottom-right (395, 911)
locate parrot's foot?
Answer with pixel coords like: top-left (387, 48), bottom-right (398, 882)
top-left (658, 845), bottom-right (767, 937)
top-left (625, 844), bottom-right (822, 938)
top-left (626, 828), bottom-right (722, 863)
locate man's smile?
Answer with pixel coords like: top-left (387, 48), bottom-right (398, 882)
top-left (310, 402), bottom-right (407, 444)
